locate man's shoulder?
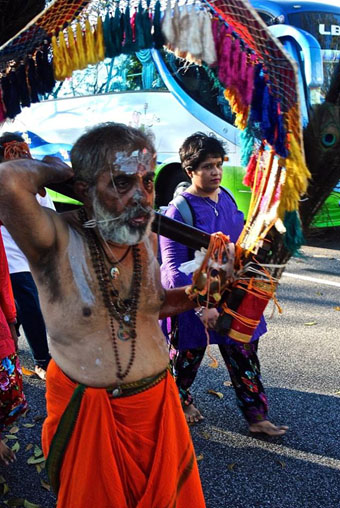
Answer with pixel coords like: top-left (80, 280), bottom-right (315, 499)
top-left (58, 209), bottom-right (84, 232)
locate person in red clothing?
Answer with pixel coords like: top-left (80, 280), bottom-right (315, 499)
top-left (0, 227), bottom-right (28, 465)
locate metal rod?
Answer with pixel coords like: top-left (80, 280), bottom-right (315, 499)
top-left (47, 181), bottom-right (212, 251)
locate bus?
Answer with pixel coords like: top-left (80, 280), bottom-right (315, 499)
top-left (1, 0), bottom-right (340, 226)
top-left (152, 0), bottom-right (340, 227)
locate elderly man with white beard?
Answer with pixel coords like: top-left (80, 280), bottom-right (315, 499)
top-left (0, 122), bottom-right (206, 508)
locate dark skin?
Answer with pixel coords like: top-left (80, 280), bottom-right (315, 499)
top-left (0, 154), bottom-right (196, 387)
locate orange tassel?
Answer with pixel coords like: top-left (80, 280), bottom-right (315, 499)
top-left (59, 30), bottom-right (72, 79)
top-left (94, 16), bottom-right (105, 62)
top-left (76, 22), bottom-right (87, 69)
top-left (51, 34), bottom-right (63, 81)
top-left (67, 25), bottom-right (80, 71)
top-left (84, 19), bottom-right (97, 65)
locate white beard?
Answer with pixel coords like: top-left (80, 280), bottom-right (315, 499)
top-left (92, 193), bottom-right (154, 245)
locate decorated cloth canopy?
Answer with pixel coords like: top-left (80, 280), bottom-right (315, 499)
top-left (0, 0), bottom-right (312, 341)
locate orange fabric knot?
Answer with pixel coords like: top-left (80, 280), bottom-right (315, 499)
top-left (3, 141), bottom-right (32, 160)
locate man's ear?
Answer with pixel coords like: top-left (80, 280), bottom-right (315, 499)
top-left (185, 169), bottom-right (193, 180)
top-left (74, 180), bottom-right (91, 205)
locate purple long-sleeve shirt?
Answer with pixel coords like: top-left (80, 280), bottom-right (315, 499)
top-left (160, 189), bottom-right (267, 349)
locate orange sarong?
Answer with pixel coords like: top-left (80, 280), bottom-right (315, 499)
top-left (42, 360), bottom-right (206, 508)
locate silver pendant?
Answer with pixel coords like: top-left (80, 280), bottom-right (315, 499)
top-left (214, 209), bottom-right (219, 216)
top-left (110, 266), bottom-right (120, 280)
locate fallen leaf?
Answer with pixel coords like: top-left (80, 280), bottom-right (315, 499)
top-left (201, 431), bottom-right (211, 440)
top-left (40, 480), bottom-right (50, 492)
top-left (207, 389), bottom-right (224, 399)
top-left (24, 501), bottom-right (41, 508)
top-left (223, 381), bottom-right (232, 387)
top-left (227, 463), bottom-right (237, 472)
top-left (27, 456), bottom-right (45, 465)
top-left (11, 441), bottom-right (20, 453)
top-left (5, 435), bottom-right (18, 440)
top-left (196, 454), bottom-right (204, 462)
top-left (9, 426), bottom-right (19, 434)
top-left (304, 321), bottom-right (317, 326)
top-left (277, 460), bottom-right (286, 469)
top-left (21, 367), bottom-right (35, 377)
top-left (334, 306), bottom-right (340, 311)
top-left (33, 415), bottom-right (44, 423)
top-left (208, 359), bottom-right (219, 369)
top-left (33, 445), bottom-right (43, 458)
top-left (25, 444), bottom-right (33, 452)
top-left (6, 499), bottom-right (25, 507)
top-left (35, 465), bottom-right (42, 474)
top-left (334, 390), bottom-right (340, 396)
top-left (0, 475), bottom-right (6, 484)
top-left (22, 424), bottom-right (35, 428)
top-left (3, 483), bottom-right (10, 495)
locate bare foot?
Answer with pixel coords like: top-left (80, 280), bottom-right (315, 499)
top-left (249, 420), bottom-right (289, 436)
top-left (0, 440), bottom-right (16, 466)
top-left (183, 404), bottom-right (204, 425)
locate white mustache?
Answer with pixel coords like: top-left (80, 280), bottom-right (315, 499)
top-left (82, 204), bottom-right (153, 229)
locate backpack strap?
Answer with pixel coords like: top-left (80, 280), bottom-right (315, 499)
top-left (170, 187), bottom-right (237, 227)
top-left (169, 194), bottom-right (195, 227)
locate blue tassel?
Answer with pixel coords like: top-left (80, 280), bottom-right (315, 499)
top-left (283, 211), bottom-right (305, 254)
top-left (103, 12), bottom-right (115, 58)
top-left (153, 0), bottom-right (165, 49)
top-left (274, 112), bottom-right (288, 158)
top-left (261, 87), bottom-right (278, 146)
top-left (249, 64), bottom-right (265, 124)
top-left (240, 126), bottom-right (255, 166)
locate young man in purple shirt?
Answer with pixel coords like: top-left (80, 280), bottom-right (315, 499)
top-left (160, 132), bottom-right (288, 436)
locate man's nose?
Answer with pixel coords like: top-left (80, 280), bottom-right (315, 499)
top-left (131, 185), bottom-right (148, 205)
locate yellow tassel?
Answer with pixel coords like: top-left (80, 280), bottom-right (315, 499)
top-left (67, 25), bottom-right (80, 72)
top-left (76, 22), bottom-right (87, 69)
top-left (59, 30), bottom-right (72, 79)
top-left (84, 19), bottom-right (97, 65)
top-left (278, 121), bottom-right (311, 218)
top-left (94, 16), bottom-right (105, 62)
top-left (51, 35), bottom-right (63, 81)
top-left (224, 88), bottom-right (249, 130)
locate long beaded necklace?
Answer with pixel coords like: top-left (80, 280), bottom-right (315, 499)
top-left (78, 208), bottom-right (142, 380)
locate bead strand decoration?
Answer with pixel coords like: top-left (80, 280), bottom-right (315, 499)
top-left (79, 208), bottom-right (142, 380)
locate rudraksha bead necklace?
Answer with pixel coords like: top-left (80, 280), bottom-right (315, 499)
top-left (78, 207), bottom-right (142, 380)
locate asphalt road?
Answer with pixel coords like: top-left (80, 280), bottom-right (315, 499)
top-left (0, 231), bottom-right (339, 508)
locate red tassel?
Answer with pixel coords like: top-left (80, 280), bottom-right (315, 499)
top-left (243, 153), bottom-right (257, 187)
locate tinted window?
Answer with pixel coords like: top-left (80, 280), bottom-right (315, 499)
top-left (288, 12), bottom-right (340, 51)
top-left (161, 51), bottom-right (234, 125)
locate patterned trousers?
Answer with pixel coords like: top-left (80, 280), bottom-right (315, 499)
top-left (171, 341), bottom-right (268, 424)
top-left (0, 353), bottom-right (28, 438)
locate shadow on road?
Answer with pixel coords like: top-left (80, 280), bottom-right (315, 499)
top-left (190, 364), bottom-right (340, 508)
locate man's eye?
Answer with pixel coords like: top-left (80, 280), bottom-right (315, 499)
top-left (113, 178), bottom-right (131, 190)
top-left (143, 175), bottom-right (154, 188)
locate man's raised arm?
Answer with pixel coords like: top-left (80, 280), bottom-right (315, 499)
top-left (0, 156), bottom-right (73, 264)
